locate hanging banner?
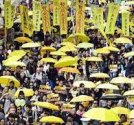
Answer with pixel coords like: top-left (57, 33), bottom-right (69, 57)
top-left (122, 11), bottom-right (130, 36)
top-left (76, 0), bottom-right (85, 33)
top-left (27, 19), bottom-right (34, 36)
top-left (105, 3), bottom-right (119, 35)
top-left (10, 5), bottom-right (15, 28)
top-left (59, 0), bottom-right (67, 35)
top-left (4, 0), bottom-right (11, 29)
top-left (53, 0), bottom-right (60, 26)
top-left (33, 0), bottom-right (41, 31)
top-left (41, 4), bottom-right (51, 34)
top-left (19, 5), bottom-right (29, 34)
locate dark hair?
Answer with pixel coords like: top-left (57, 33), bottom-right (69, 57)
top-left (80, 83), bottom-right (84, 87)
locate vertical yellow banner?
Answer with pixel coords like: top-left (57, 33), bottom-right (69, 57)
top-left (41, 4), bottom-right (51, 34)
top-left (59, 0), bottom-right (67, 35)
top-left (33, 0), bottom-right (41, 31)
top-left (122, 11), bottom-right (130, 36)
top-left (4, 0), bottom-right (11, 29)
top-left (76, 0), bottom-right (85, 33)
top-left (19, 5), bottom-right (29, 34)
top-left (105, 3), bottom-right (119, 35)
top-left (53, 0), bottom-right (60, 26)
top-left (10, 5), bottom-right (15, 28)
top-left (27, 19), bottom-right (34, 36)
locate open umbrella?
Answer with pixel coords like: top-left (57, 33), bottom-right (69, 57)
top-left (103, 46), bottom-right (120, 52)
top-left (14, 37), bottom-right (32, 43)
top-left (66, 33), bottom-right (90, 43)
top-left (40, 58), bottom-right (57, 63)
top-left (33, 102), bottom-right (59, 110)
top-left (95, 48), bottom-right (110, 54)
top-left (14, 88), bottom-right (34, 98)
top-left (96, 83), bottom-right (119, 90)
top-left (73, 81), bottom-right (96, 88)
top-left (4, 61), bottom-right (26, 67)
top-left (40, 116), bottom-right (64, 124)
top-left (111, 107), bottom-right (130, 115)
top-left (70, 95), bottom-right (94, 102)
top-left (123, 90), bottom-right (134, 96)
top-left (59, 67), bottom-right (80, 74)
top-left (61, 42), bottom-right (76, 47)
top-left (41, 46), bottom-right (56, 52)
top-left (111, 77), bottom-right (132, 84)
top-left (77, 42), bottom-right (93, 49)
top-left (8, 50), bottom-right (26, 58)
top-left (83, 108), bottom-right (120, 122)
top-left (90, 73), bottom-right (110, 78)
top-left (113, 37), bottom-right (132, 44)
top-left (50, 51), bottom-right (66, 56)
top-left (124, 51), bottom-right (134, 58)
top-left (0, 76), bottom-right (20, 87)
top-left (58, 46), bottom-right (77, 52)
top-left (129, 110), bottom-right (134, 118)
top-left (54, 56), bottom-right (77, 67)
top-left (86, 56), bottom-right (103, 62)
top-left (21, 42), bottom-right (41, 48)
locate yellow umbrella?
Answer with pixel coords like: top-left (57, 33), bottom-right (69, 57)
top-left (40, 116), bottom-right (64, 124)
top-left (59, 67), bottom-right (80, 74)
top-left (8, 50), bottom-right (26, 58)
top-left (86, 56), bottom-right (103, 62)
top-left (103, 46), bottom-right (120, 52)
top-left (14, 37), bottom-right (32, 43)
top-left (124, 51), bottom-right (134, 58)
top-left (40, 58), bottom-right (57, 63)
top-left (54, 56), bottom-right (77, 67)
top-left (123, 90), bottom-right (134, 96)
top-left (0, 76), bottom-right (20, 87)
top-left (114, 37), bottom-right (132, 44)
top-left (73, 81), bottom-right (96, 88)
top-left (66, 33), bottom-right (90, 43)
top-left (58, 46), bottom-right (77, 52)
top-left (41, 46), bottom-right (56, 52)
top-left (14, 88), bottom-right (34, 98)
top-left (4, 61), bottom-right (26, 67)
top-left (33, 102), bottom-right (59, 110)
top-left (125, 1), bottom-right (134, 5)
top-left (61, 42), bottom-right (76, 47)
top-left (77, 42), bottom-right (93, 49)
top-left (90, 73), bottom-right (110, 78)
top-left (111, 107), bottom-right (130, 115)
top-left (21, 42), bottom-right (41, 48)
top-left (95, 48), bottom-right (110, 54)
top-left (83, 108), bottom-right (120, 122)
top-left (129, 110), bottom-right (134, 118)
top-left (111, 77), bottom-right (132, 84)
top-left (96, 83), bottom-right (119, 90)
top-left (70, 95), bottom-right (94, 102)
top-left (50, 51), bottom-right (66, 56)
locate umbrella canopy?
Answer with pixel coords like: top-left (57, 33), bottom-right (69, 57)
top-left (111, 77), bottom-right (132, 84)
top-left (86, 56), bottom-right (103, 62)
top-left (40, 58), bottom-right (57, 63)
top-left (83, 108), bottom-right (120, 122)
top-left (73, 81), bottom-right (96, 88)
top-left (124, 51), bottom-right (134, 58)
top-left (96, 83), bottom-right (119, 90)
top-left (14, 88), bottom-right (34, 98)
top-left (8, 50), bottom-right (26, 58)
top-left (100, 94), bottom-right (124, 100)
top-left (77, 42), bottom-right (93, 49)
top-left (59, 67), bottom-right (80, 74)
top-left (125, 1), bottom-right (134, 5)
top-left (50, 51), bottom-right (67, 56)
top-left (41, 46), bottom-right (56, 52)
top-left (14, 37), bottom-right (32, 43)
top-left (113, 37), bottom-right (132, 44)
top-left (111, 107), bottom-right (130, 115)
top-left (21, 42), bottom-right (41, 48)
top-left (40, 116), bottom-right (64, 124)
top-left (66, 33), bottom-right (90, 43)
top-left (70, 95), bottom-right (94, 102)
top-left (103, 46), bottom-right (120, 52)
top-left (129, 110), bottom-right (134, 119)
top-left (54, 56), bottom-right (77, 67)
top-left (90, 73), bottom-right (110, 78)
top-left (4, 61), bottom-right (26, 67)
top-left (95, 48), bottom-right (110, 54)
top-left (0, 76), bottom-right (20, 87)
top-left (123, 90), bottom-right (134, 96)
top-left (58, 46), bottom-right (77, 52)
top-left (33, 102), bottom-right (59, 110)
top-left (61, 42), bottom-right (76, 47)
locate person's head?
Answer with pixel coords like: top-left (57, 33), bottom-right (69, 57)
top-left (26, 104), bottom-right (32, 112)
top-left (9, 81), bottom-right (14, 88)
top-left (18, 91), bottom-right (25, 99)
top-left (3, 86), bottom-right (9, 93)
top-left (29, 57), bottom-right (33, 63)
top-left (120, 114), bottom-right (127, 123)
top-left (36, 67), bottom-right (41, 73)
top-left (8, 113), bottom-right (15, 124)
top-left (79, 83), bottom-right (85, 91)
top-left (78, 104), bottom-right (84, 111)
top-left (107, 100), bottom-right (112, 107)
top-left (34, 89), bottom-right (39, 96)
top-left (92, 100), bottom-right (98, 108)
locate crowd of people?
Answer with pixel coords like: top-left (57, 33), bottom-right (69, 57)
top-left (0, 0), bottom-right (133, 125)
